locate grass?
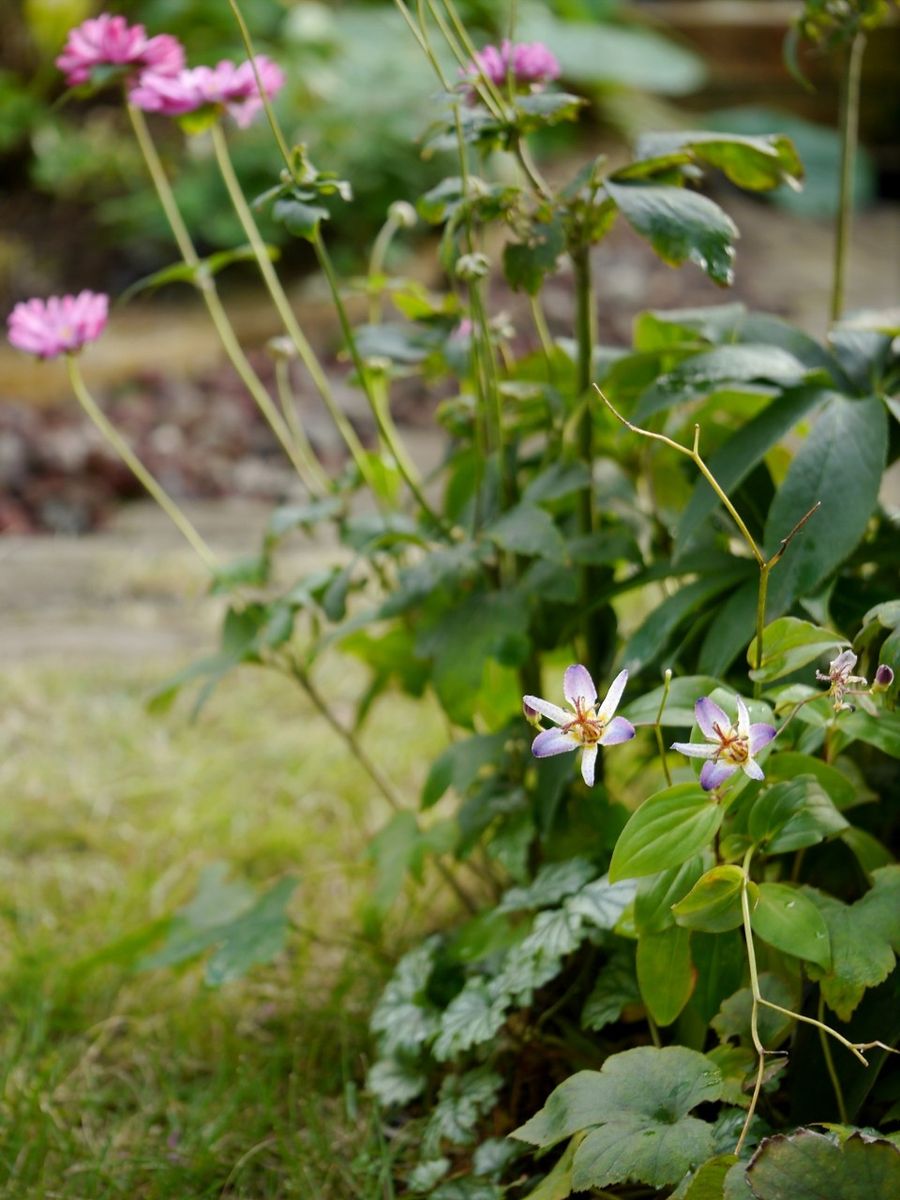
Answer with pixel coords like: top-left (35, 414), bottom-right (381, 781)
top-left (0, 657), bottom-right (448, 1198)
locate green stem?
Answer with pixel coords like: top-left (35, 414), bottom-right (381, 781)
top-left (274, 358), bottom-right (332, 496)
top-left (819, 991), bottom-right (849, 1123)
top-left (227, 0), bottom-right (294, 174)
top-left (208, 121), bottom-right (376, 491)
top-left (831, 32), bottom-right (866, 325)
top-left (126, 104), bottom-right (309, 485)
top-left (367, 214), bottom-right (401, 325)
top-left (66, 356), bottom-right (217, 571)
top-left (754, 566), bottom-right (770, 700)
top-left (573, 245), bottom-right (599, 665)
top-left (654, 669), bottom-right (674, 788)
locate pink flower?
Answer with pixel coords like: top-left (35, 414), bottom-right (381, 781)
top-left (464, 39), bottom-right (560, 94)
top-left (56, 14), bottom-right (184, 87)
top-left (130, 56), bottom-right (285, 128)
top-left (7, 292), bottom-right (108, 359)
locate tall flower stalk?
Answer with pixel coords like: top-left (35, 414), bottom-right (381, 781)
top-left (831, 31), bottom-right (867, 323)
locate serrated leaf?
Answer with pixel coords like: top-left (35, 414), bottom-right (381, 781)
top-left (366, 1056), bottom-right (428, 1107)
top-left (747, 1129), bottom-right (900, 1200)
top-left (371, 939), bottom-right (441, 1055)
top-left (499, 859), bottom-right (597, 913)
top-left (637, 925), bottom-right (695, 1025)
top-left (433, 979), bottom-right (507, 1061)
top-left (565, 875), bottom-right (637, 930)
top-left (424, 1067), bottom-right (503, 1152)
top-left (764, 395), bottom-right (888, 613)
top-left (605, 181), bottom-right (738, 286)
top-left (750, 882), bottom-right (831, 967)
top-left (748, 776), bottom-right (848, 852)
top-left (581, 948), bottom-right (640, 1031)
top-left (747, 617), bottom-right (844, 682)
top-left (712, 972), bottom-right (800, 1046)
top-left (609, 785), bottom-right (723, 882)
top-left (673, 866), bottom-right (751, 933)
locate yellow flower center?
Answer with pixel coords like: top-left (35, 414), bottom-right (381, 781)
top-left (564, 700), bottom-right (606, 746)
top-left (713, 721), bottom-right (749, 765)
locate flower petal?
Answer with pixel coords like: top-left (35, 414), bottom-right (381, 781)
top-left (830, 649), bottom-right (857, 675)
top-left (700, 759), bottom-right (737, 790)
top-left (671, 740), bottom-right (716, 759)
top-left (523, 695), bottom-right (569, 726)
top-left (597, 669), bottom-right (629, 722)
top-left (735, 695), bottom-right (751, 739)
top-left (532, 727), bottom-right (578, 758)
top-left (581, 745), bottom-right (598, 787)
top-left (695, 697), bottom-right (730, 740)
top-left (742, 758), bottom-right (765, 782)
top-left (600, 716), bottom-right (635, 746)
top-left (564, 664), bottom-right (597, 709)
top-left (749, 723), bottom-right (776, 754)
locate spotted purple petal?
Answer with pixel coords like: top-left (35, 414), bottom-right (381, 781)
top-left (700, 759), bottom-right (737, 790)
top-left (749, 723), bottom-right (776, 754)
top-left (597, 668), bottom-right (629, 723)
top-left (599, 716), bottom-right (635, 746)
top-left (523, 695), bottom-right (569, 726)
top-left (532, 727), bottom-right (578, 758)
top-left (564, 664), bottom-right (597, 709)
top-left (581, 745), bottom-right (598, 787)
top-left (695, 697), bottom-right (730, 740)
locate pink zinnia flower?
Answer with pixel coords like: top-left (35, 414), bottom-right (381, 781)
top-left (464, 39), bottom-right (560, 94)
top-left (7, 292), bottom-right (109, 359)
top-left (56, 14), bottom-right (184, 87)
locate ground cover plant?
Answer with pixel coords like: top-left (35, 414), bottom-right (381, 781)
top-left (6, 1), bottom-right (900, 1196)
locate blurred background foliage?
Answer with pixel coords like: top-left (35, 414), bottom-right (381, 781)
top-left (0, 0), bottom-right (896, 305)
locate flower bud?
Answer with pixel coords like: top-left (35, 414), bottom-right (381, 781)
top-left (388, 201), bottom-right (417, 229)
top-left (873, 664), bottom-right (895, 691)
top-left (267, 335), bottom-right (296, 360)
top-left (455, 252), bottom-right (490, 281)
top-left (522, 698), bottom-right (542, 727)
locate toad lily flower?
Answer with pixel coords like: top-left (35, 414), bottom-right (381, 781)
top-left (673, 696), bottom-right (775, 791)
top-left (524, 665), bottom-right (635, 788)
top-left (816, 649), bottom-right (867, 711)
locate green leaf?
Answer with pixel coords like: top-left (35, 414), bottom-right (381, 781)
top-left (750, 882), bottom-right (831, 967)
top-left (424, 1067), bottom-right (504, 1153)
top-left (422, 733), bottom-right (508, 809)
top-left (499, 859), bottom-right (598, 914)
top-left (637, 925), bottom-right (695, 1025)
top-left (673, 866), bottom-right (751, 933)
top-left (679, 1154), bottom-right (740, 1200)
top-left (609, 785), bottom-right (723, 882)
top-left (747, 617), bottom-right (844, 682)
top-left (803, 867), bottom-right (900, 1019)
top-left (622, 676), bottom-right (724, 728)
top-left (633, 130), bottom-right (803, 191)
top-left (748, 776), bottom-right (848, 852)
top-left (573, 1113), bottom-right (714, 1192)
top-left (747, 1129), bottom-right (900, 1200)
top-left (371, 938), bottom-right (441, 1056)
top-left (676, 387), bottom-right (828, 555)
top-left (581, 948), bottom-right (640, 1031)
top-left (273, 195), bottom-right (329, 241)
top-left (635, 856), bottom-right (711, 934)
top-left (366, 1056), bottom-right (428, 1107)
top-left (762, 754), bottom-right (857, 811)
top-left (522, 461), bottom-right (592, 504)
top-left (605, 181), bottom-right (738, 286)
top-left (838, 709), bottom-right (900, 758)
top-left (432, 979), bottom-right (507, 1061)
top-left (635, 345), bottom-right (812, 421)
top-left (487, 503), bottom-right (567, 562)
top-left (712, 972), bottom-right (800, 1047)
top-left (503, 218), bottom-right (565, 294)
top-left (519, 1134), bottom-right (584, 1200)
top-left (764, 395), bottom-right (888, 612)
top-left (566, 875), bottom-right (638, 930)
top-left (512, 1046), bottom-right (722, 1149)
top-left (407, 1158), bottom-right (451, 1191)
top-left (513, 91), bottom-right (586, 132)
top-left (368, 812), bottom-right (455, 913)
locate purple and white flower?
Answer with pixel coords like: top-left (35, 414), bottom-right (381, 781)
top-left (672, 695), bottom-right (775, 791)
top-left (816, 649), bottom-right (867, 711)
top-left (524, 665), bottom-right (635, 788)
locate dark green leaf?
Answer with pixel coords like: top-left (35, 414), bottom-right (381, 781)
top-left (635, 856), bottom-right (711, 934)
top-left (605, 181), bottom-right (738, 286)
top-left (673, 866), bottom-right (750, 933)
top-left (273, 195), bottom-right (329, 240)
top-left (422, 733), bottom-right (508, 809)
top-left (633, 130), bottom-right (803, 191)
top-left (764, 395), bottom-right (887, 612)
top-left (748, 776), bottom-right (848, 852)
top-left (838, 709), bottom-right (900, 758)
top-left (487, 503), bottom-right (567, 562)
top-left (499, 859), bottom-right (597, 914)
top-left (747, 1130), bottom-right (900, 1200)
top-left (750, 882), bottom-right (831, 967)
top-left (609, 785), bottom-right (723, 882)
top-left (637, 925), bottom-right (695, 1025)
top-left (581, 948), bottom-right (640, 1031)
top-left (747, 617), bottom-right (844, 682)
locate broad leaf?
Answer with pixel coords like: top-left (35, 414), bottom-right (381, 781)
top-left (761, 754), bottom-right (856, 811)
top-left (635, 856), bottom-right (710, 934)
top-left (366, 1056), bottom-right (428, 1107)
top-left (747, 1129), bottom-right (900, 1200)
top-left (764, 395), bottom-right (888, 612)
top-left (565, 875), bottom-right (637, 929)
top-left (747, 617), bottom-right (844, 682)
top-left (605, 181), bottom-right (738, 286)
top-left (423, 733), bottom-right (508, 809)
top-left (633, 130), bottom-right (803, 191)
top-left (750, 882), bottom-right (831, 967)
top-left (581, 948), bottom-right (640, 1031)
top-left (609, 785), bottom-right (723, 882)
top-left (622, 676), bottom-right (724, 728)
top-left (424, 1067), bottom-right (503, 1153)
top-left (637, 925), bottom-right (695, 1025)
top-left (499, 859), bottom-right (598, 914)
top-left (839, 709), bottom-right (900, 758)
top-left (673, 866), bottom-right (751, 933)
top-left (748, 776), bottom-right (848, 852)
top-left (433, 979), bottom-right (506, 1060)
top-left (487, 503), bottom-right (567, 562)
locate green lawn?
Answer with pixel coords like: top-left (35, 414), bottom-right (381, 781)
top-left (0, 658), bottom-right (446, 1198)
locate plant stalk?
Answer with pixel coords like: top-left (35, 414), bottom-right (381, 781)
top-left (66, 356), bottom-right (217, 571)
top-left (831, 32), bottom-right (866, 324)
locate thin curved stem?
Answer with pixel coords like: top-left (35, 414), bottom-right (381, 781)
top-left (208, 121), bottom-right (376, 490)
top-left (819, 991), bottom-right (849, 1123)
top-left (654, 669), bottom-right (674, 787)
top-left (227, 0), bottom-right (294, 175)
top-left (66, 356), bottom-right (217, 571)
top-left (274, 359), bottom-right (331, 496)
